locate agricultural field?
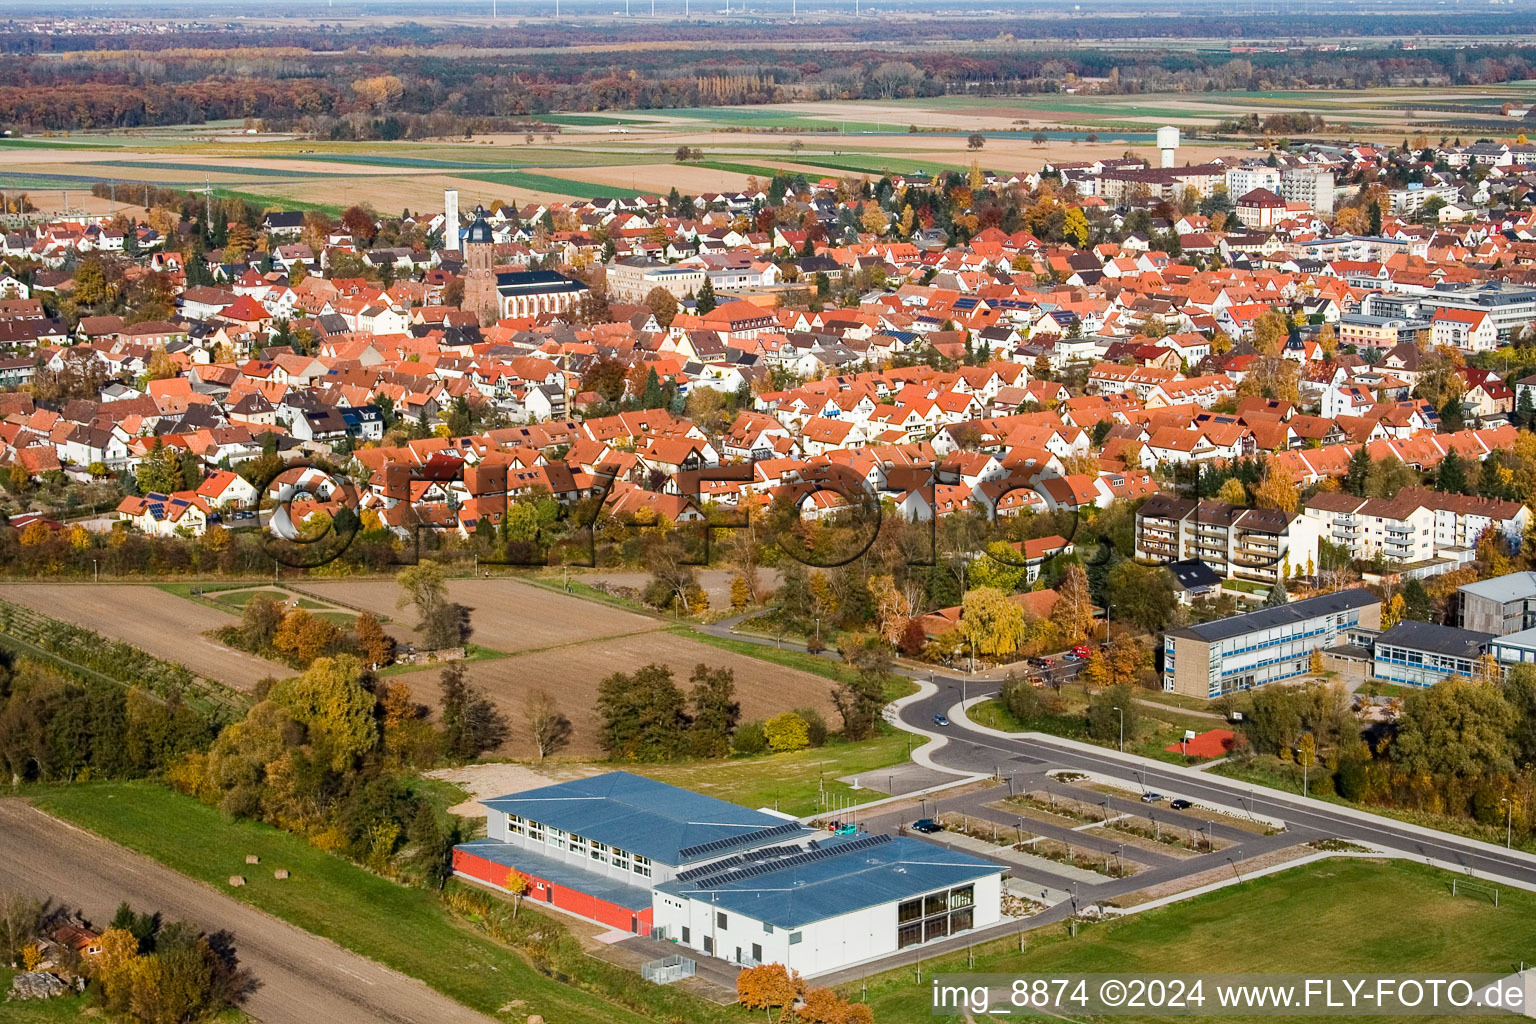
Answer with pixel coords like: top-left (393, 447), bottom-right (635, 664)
top-left (8, 81), bottom-right (1536, 216)
top-left (283, 577), bottom-right (836, 757)
top-left (297, 576), bottom-right (666, 651)
top-left (396, 625), bottom-right (841, 759)
top-left (0, 583), bottom-right (291, 690)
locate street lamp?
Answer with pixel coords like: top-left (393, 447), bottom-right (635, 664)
top-left (1502, 798), bottom-right (1513, 849)
top-left (1132, 769), bottom-right (1144, 794)
top-left (1112, 705), bottom-right (1123, 752)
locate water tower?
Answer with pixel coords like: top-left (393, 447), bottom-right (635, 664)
top-left (1157, 126), bottom-right (1180, 168)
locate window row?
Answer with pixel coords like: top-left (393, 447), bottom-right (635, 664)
top-left (504, 816), bottom-right (652, 878)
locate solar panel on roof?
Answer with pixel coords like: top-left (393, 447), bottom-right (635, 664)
top-left (677, 820), bottom-right (804, 862)
top-left (687, 834), bottom-right (893, 890)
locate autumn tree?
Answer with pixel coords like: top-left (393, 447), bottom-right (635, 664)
top-left (1393, 676), bottom-right (1516, 778)
top-left (967, 541), bottom-right (1027, 593)
top-left (1382, 593), bottom-right (1405, 629)
top-left (144, 347), bottom-right (178, 381)
top-left (866, 573), bottom-right (912, 645)
top-left (269, 654), bottom-right (378, 769)
top-left (523, 688), bottom-right (572, 761)
top-left (354, 612), bottom-right (395, 668)
top-left (1250, 308), bottom-right (1291, 356)
top-left (797, 986), bottom-right (874, 1024)
top-left (396, 563), bottom-right (462, 649)
top-left (1051, 564), bottom-right (1096, 644)
top-left (737, 963), bottom-right (804, 1020)
top-left (1236, 354), bottom-right (1301, 402)
top-left (957, 586), bottom-right (1028, 658)
top-left (643, 286), bottom-right (680, 327)
top-left (273, 608), bottom-right (343, 665)
top-left (1252, 461), bottom-right (1299, 513)
top-left (1414, 345), bottom-right (1467, 411)
top-left (1216, 477), bottom-right (1248, 505)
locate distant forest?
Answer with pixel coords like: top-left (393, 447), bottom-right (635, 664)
top-left (4, 18), bottom-right (1536, 135)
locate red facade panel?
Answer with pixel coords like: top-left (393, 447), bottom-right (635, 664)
top-left (453, 850), bottom-right (652, 934)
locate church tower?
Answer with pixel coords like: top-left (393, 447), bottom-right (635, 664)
top-left (461, 205), bottom-right (499, 325)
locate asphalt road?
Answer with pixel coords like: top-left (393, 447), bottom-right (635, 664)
top-left (0, 801), bottom-right (497, 1024)
top-left (901, 675), bottom-right (1536, 889)
top-left (700, 616), bottom-right (1536, 888)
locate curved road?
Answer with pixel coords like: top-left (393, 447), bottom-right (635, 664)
top-left (898, 675), bottom-right (1536, 888)
top-left (701, 616), bottom-right (1536, 890)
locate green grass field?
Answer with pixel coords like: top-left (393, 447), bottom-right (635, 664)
top-left (864, 858), bottom-right (1536, 1023)
top-left (26, 783), bottom-right (672, 1024)
top-left (630, 729), bottom-right (914, 817)
top-left (969, 689), bottom-right (1223, 767)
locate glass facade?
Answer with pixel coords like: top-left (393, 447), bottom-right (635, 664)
top-left (897, 884), bottom-right (975, 950)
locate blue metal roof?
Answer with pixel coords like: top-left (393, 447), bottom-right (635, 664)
top-left (654, 834), bottom-right (1000, 930)
top-left (481, 772), bottom-right (809, 867)
top-left (456, 839), bottom-right (652, 911)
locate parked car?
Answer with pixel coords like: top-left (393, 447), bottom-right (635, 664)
top-left (932, 713), bottom-right (950, 727)
top-left (1141, 792), bottom-right (1164, 804)
top-left (912, 818), bottom-right (943, 834)
top-left (1072, 644), bottom-right (1094, 659)
top-left (1170, 799), bottom-right (1192, 810)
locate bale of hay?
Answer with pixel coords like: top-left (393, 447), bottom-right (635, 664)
top-left (245, 855), bottom-right (260, 865)
top-left (228, 876), bottom-right (246, 887)
top-left (274, 869), bottom-right (290, 880)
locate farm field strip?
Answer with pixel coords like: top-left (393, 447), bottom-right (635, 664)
top-left (0, 583), bottom-right (291, 690)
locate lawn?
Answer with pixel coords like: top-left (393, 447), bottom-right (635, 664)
top-left (537, 113), bottom-right (641, 126)
top-left (27, 782), bottom-right (670, 1024)
top-left (630, 730), bottom-right (915, 817)
top-left (863, 858), bottom-right (1536, 1023)
top-left (969, 687), bottom-right (1222, 766)
top-left (693, 159), bottom-right (788, 178)
top-left (670, 624), bottom-right (919, 704)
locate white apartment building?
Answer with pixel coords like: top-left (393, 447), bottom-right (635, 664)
top-left (1225, 165), bottom-right (1282, 199)
top-left (1302, 487), bottom-right (1528, 574)
top-left (1280, 167), bottom-right (1336, 213)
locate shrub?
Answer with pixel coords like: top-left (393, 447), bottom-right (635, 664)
top-left (795, 707), bottom-right (828, 747)
top-left (764, 712), bottom-right (810, 753)
top-left (732, 720), bottom-right (767, 755)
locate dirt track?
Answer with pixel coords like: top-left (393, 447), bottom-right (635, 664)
top-left (0, 801), bottom-right (495, 1024)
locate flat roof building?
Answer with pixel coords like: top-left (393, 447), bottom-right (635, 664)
top-left (1372, 621), bottom-right (1494, 688)
top-left (1163, 589), bottom-right (1381, 699)
top-left (1459, 571), bottom-right (1536, 636)
top-left (453, 772), bottom-right (1004, 977)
